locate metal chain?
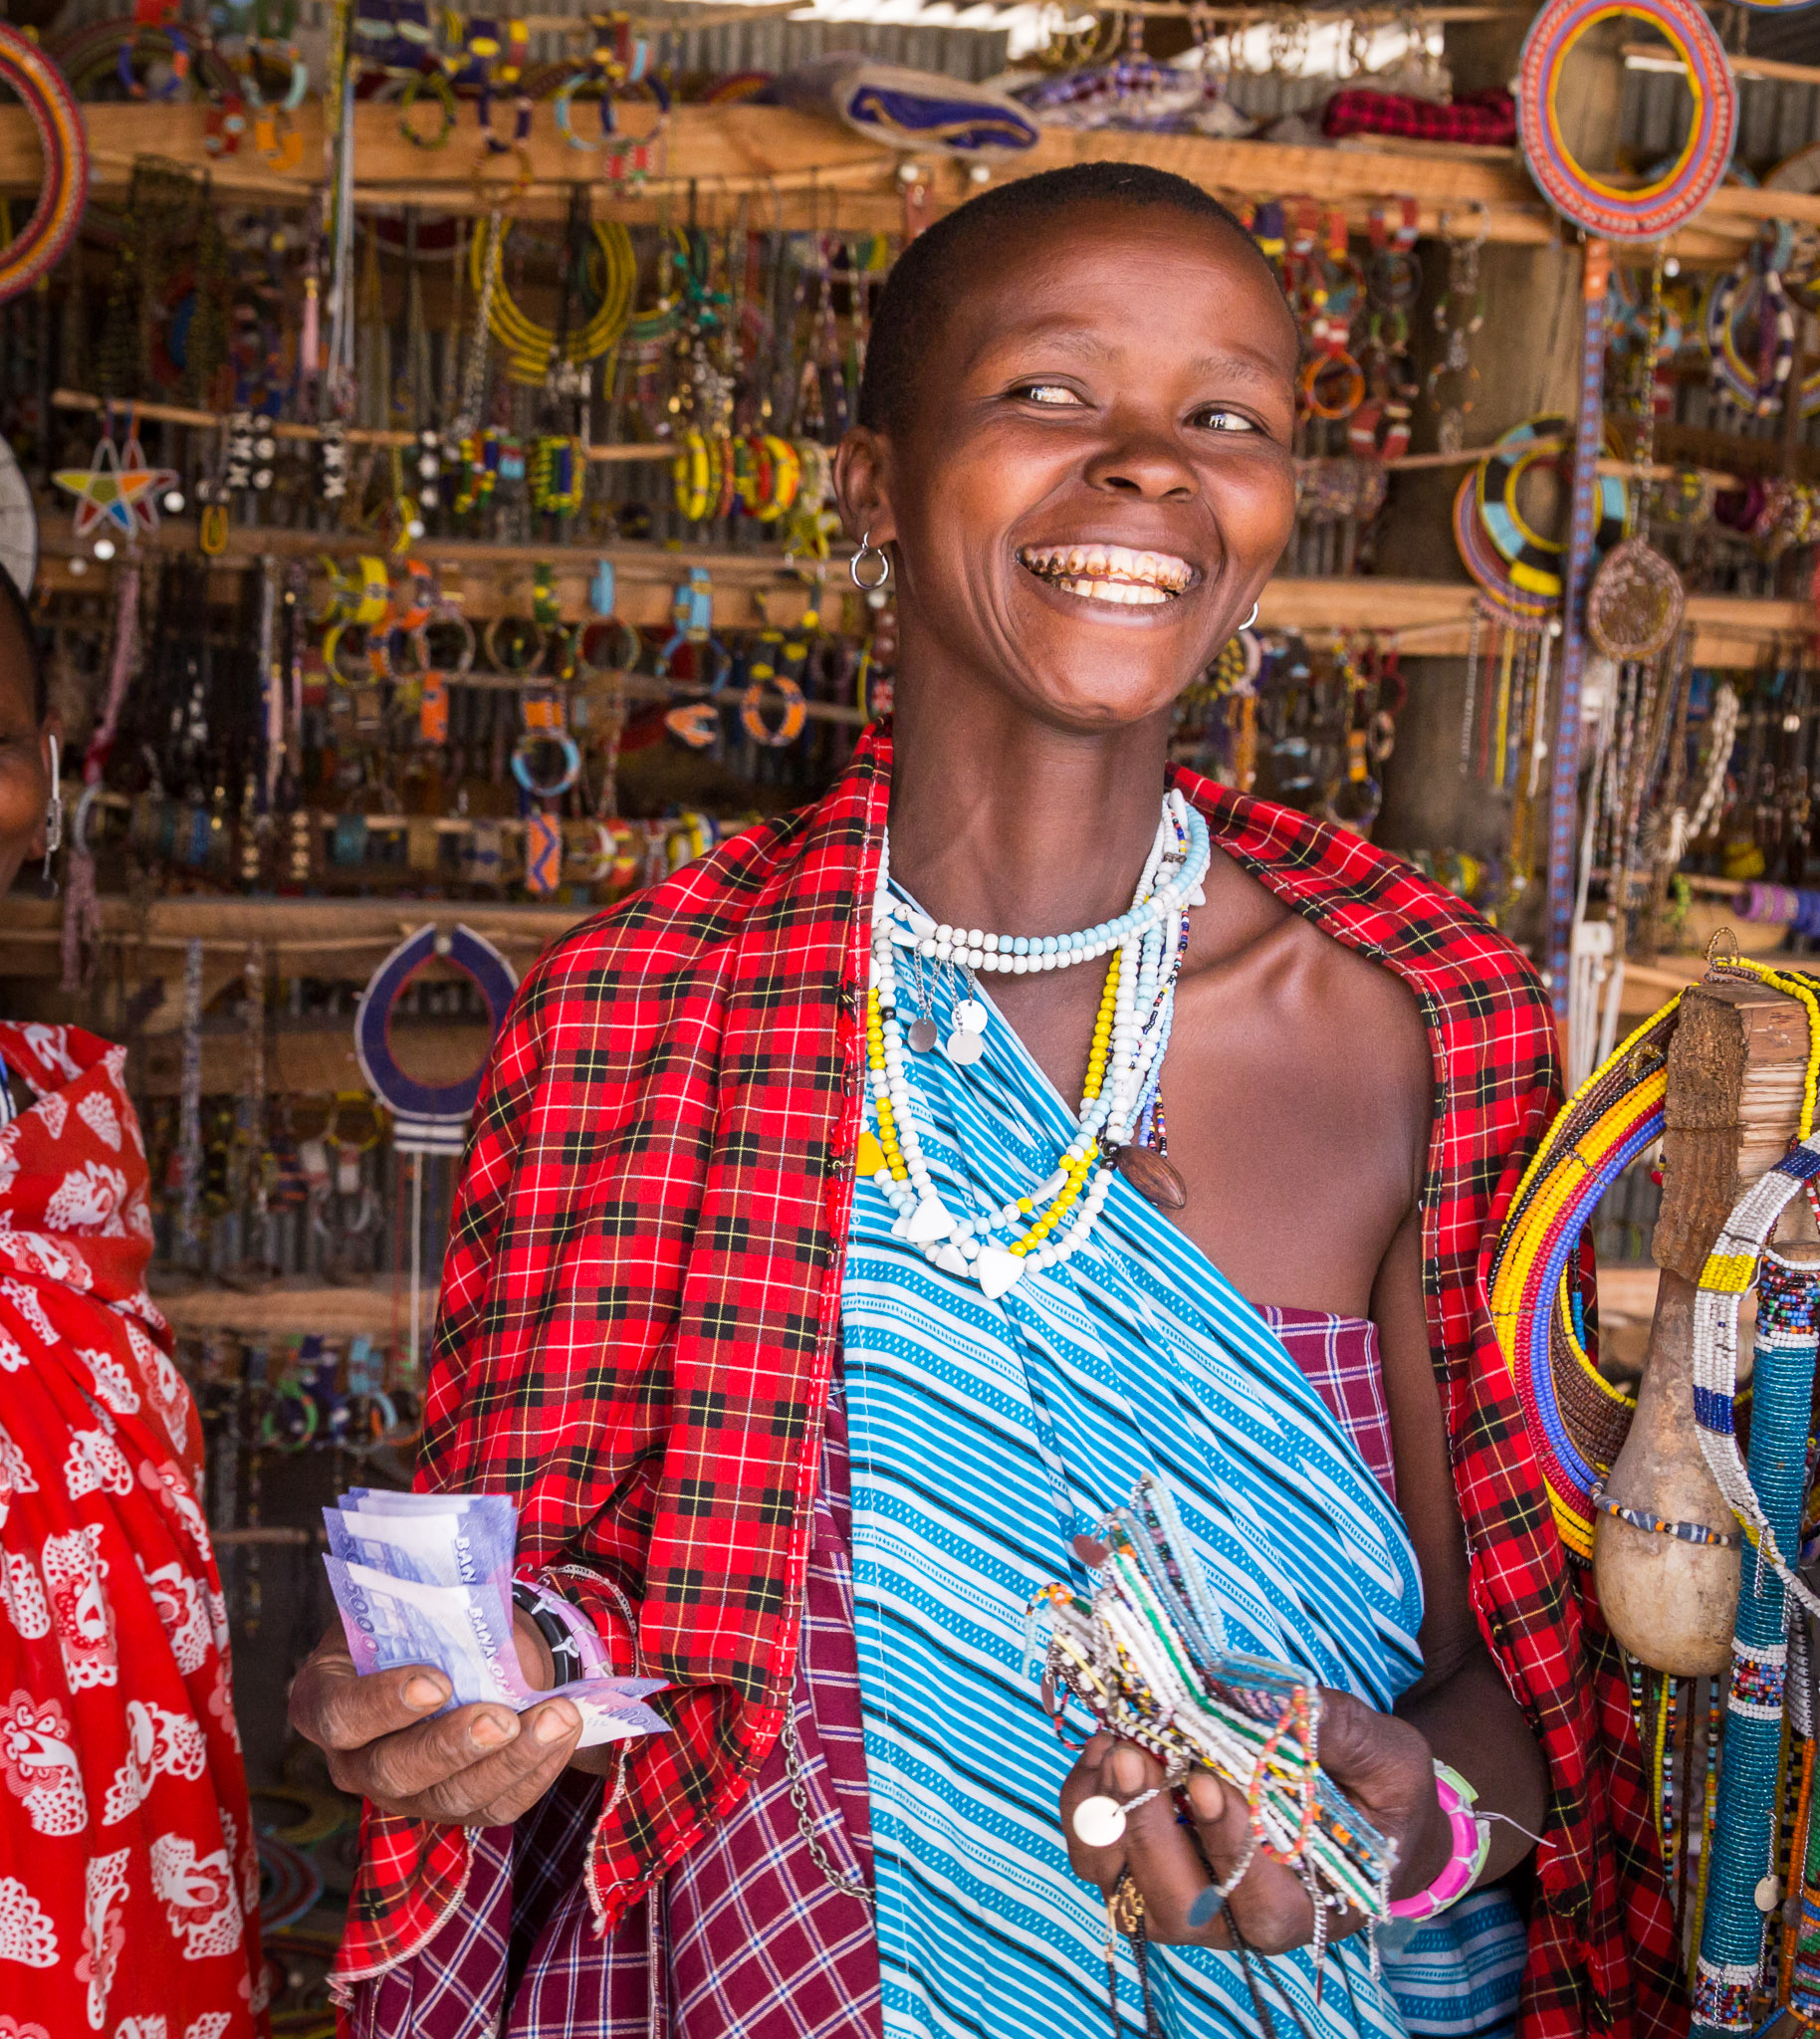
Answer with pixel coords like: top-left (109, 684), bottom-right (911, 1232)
top-left (779, 1702), bottom-right (873, 1908)
top-left (1634, 248), bottom-right (1666, 544)
top-left (454, 212), bottom-right (503, 441)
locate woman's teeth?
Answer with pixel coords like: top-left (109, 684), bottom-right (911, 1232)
top-left (1018, 544), bottom-right (1195, 605)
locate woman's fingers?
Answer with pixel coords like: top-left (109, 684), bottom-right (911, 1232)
top-left (324, 1699), bottom-right (521, 1805)
top-left (1059, 1733), bottom-right (1129, 1886)
top-left (1063, 1740), bottom-right (1320, 1953)
top-left (288, 1620), bottom-right (584, 1825)
top-left (388, 1700), bottom-right (584, 1826)
top-left (1177, 1778), bottom-right (1320, 1954)
top-left (289, 1628), bottom-right (451, 1756)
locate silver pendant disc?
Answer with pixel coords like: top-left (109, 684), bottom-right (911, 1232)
top-left (946, 1029), bottom-right (986, 1066)
top-left (907, 1017), bottom-right (939, 1053)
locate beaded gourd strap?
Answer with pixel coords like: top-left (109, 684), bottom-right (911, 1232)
top-left (1587, 1481), bottom-right (1741, 1550)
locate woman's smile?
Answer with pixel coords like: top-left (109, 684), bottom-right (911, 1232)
top-left (1016, 542), bottom-right (1199, 607)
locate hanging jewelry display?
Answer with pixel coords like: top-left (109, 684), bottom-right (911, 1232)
top-left (1590, 254), bottom-right (1687, 664)
top-left (0, 25), bottom-right (89, 306)
top-left (1429, 209), bottom-right (1487, 455)
top-left (353, 922), bottom-right (517, 1372)
top-left (1692, 1241), bottom-right (1819, 2030)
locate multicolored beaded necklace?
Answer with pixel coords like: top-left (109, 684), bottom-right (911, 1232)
top-left (860, 791), bottom-right (1209, 1301)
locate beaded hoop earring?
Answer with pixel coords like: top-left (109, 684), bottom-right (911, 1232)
top-left (485, 614), bottom-right (545, 674)
top-left (511, 730), bottom-right (582, 796)
top-left (850, 530), bottom-right (891, 591)
top-left (741, 675), bottom-right (807, 748)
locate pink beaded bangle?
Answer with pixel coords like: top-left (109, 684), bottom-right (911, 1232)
top-left (1388, 1762), bottom-right (1492, 1921)
top-left (521, 1576), bottom-right (611, 1682)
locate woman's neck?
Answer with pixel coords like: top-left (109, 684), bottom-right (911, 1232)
top-left (887, 676), bottom-right (1174, 940)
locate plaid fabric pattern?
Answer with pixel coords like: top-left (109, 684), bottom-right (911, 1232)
top-left (333, 730), bottom-right (1679, 2039)
top-left (1320, 87), bottom-right (1516, 146)
top-left (346, 1389), bottom-right (880, 2039)
top-left (1258, 1305), bottom-right (1397, 1500)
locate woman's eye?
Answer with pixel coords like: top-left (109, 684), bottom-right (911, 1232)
top-left (1194, 407), bottom-right (1260, 433)
top-left (1015, 383), bottom-right (1084, 407)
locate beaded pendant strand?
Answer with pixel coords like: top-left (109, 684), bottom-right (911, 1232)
top-left (859, 792), bottom-right (1208, 1301)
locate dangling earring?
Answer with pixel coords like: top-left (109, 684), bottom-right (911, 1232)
top-left (849, 528), bottom-right (891, 592)
top-left (1242, 600), bottom-right (1259, 630)
top-left (41, 732), bottom-right (62, 885)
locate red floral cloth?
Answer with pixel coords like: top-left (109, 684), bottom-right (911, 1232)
top-left (0, 1021), bottom-right (267, 2039)
top-left (334, 729), bottom-right (1681, 2037)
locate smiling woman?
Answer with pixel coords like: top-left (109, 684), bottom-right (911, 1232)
top-left (293, 165), bottom-right (1677, 2039)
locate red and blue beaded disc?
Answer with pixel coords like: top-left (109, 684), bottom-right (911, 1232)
top-left (1517, 0), bottom-right (1736, 240)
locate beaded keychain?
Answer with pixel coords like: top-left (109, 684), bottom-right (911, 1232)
top-left (1024, 1473), bottom-right (1398, 1996)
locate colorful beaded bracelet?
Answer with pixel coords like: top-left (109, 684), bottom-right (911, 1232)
top-left (1387, 1761), bottom-right (1491, 1921)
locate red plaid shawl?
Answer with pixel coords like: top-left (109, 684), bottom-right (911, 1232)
top-left (332, 727), bottom-right (1680, 2036)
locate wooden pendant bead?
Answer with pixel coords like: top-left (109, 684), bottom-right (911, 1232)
top-left (1113, 1144), bottom-right (1188, 1212)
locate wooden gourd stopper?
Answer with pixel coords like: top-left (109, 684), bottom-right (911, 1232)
top-left (1594, 977), bottom-right (1812, 1676)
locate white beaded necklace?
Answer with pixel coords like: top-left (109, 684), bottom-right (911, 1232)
top-left (871, 791), bottom-right (1210, 976)
top-left (861, 793), bottom-right (1205, 1300)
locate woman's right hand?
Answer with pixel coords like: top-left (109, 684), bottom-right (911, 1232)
top-left (287, 1615), bottom-right (585, 1827)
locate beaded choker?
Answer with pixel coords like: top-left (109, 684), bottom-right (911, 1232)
top-left (871, 791), bottom-right (1211, 976)
top-left (860, 793), bottom-right (1204, 1300)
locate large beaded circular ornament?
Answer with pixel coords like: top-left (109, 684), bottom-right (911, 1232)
top-left (1476, 414), bottom-right (1628, 601)
top-left (1516, 0), bottom-right (1736, 240)
top-left (0, 26), bottom-right (88, 306)
top-left (1588, 535), bottom-right (1687, 659)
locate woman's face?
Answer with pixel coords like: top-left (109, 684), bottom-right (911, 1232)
top-left (838, 200), bottom-right (1299, 737)
top-left (0, 622), bottom-right (51, 896)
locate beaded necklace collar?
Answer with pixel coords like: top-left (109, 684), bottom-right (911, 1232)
top-left (861, 791), bottom-right (1208, 1300)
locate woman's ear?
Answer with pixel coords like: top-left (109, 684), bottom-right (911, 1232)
top-left (833, 428), bottom-right (898, 550)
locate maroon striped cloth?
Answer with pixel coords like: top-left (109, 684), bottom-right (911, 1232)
top-left (344, 1388), bottom-right (882, 2039)
top-left (1260, 1306), bottom-right (1396, 1502)
top-left (345, 1316), bottom-right (1393, 2038)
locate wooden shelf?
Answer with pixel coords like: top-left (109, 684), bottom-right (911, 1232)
top-left (154, 1276), bottom-right (433, 1338)
top-left (1, 101), bottom-right (1799, 256)
top-left (1250, 582), bottom-right (1796, 664)
top-left (0, 895), bottom-right (592, 1025)
top-left (35, 527), bottom-right (840, 631)
top-left (29, 535), bottom-right (1811, 662)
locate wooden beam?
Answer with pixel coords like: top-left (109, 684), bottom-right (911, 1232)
top-left (154, 1276), bottom-right (434, 1337)
top-left (24, 528), bottom-right (1810, 659)
top-left (0, 892), bottom-right (590, 951)
top-left (0, 100), bottom-right (1767, 254)
top-left (131, 1021), bottom-right (495, 1096)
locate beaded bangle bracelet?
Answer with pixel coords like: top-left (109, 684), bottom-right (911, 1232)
top-left (511, 1580), bottom-right (582, 1686)
top-left (1387, 1761), bottom-right (1490, 1921)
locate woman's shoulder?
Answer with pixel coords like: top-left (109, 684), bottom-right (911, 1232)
top-left (1179, 773), bottom-right (1550, 1036)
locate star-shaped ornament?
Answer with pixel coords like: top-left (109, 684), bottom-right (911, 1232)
top-left (53, 433), bottom-right (178, 539)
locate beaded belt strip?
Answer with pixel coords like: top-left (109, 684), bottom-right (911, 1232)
top-left (1587, 1480), bottom-right (1741, 1549)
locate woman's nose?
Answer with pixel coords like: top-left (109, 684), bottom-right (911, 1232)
top-left (1081, 425), bottom-right (1197, 502)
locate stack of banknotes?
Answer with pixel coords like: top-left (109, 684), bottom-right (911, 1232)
top-left (323, 1488), bottom-right (670, 1748)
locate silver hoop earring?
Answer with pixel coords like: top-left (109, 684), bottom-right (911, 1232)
top-left (1242, 600), bottom-right (1259, 631)
top-left (41, 732), bottom-right (62, 884)
top-left (849, 530), bottom-right (891, 592)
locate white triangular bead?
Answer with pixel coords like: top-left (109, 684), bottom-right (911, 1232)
top-left (1188, 883), bottom-right (1207, 906)
top-left (975, 1246), bottom-right (1026, 1300)
top-left (904, 1196), bottom-right (955, 1244)
top-left (932, 1243), bottom-right (970, 1276)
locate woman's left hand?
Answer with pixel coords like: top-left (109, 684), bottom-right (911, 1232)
top-left (1058, 1691), bottom-right (1451, 1952)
